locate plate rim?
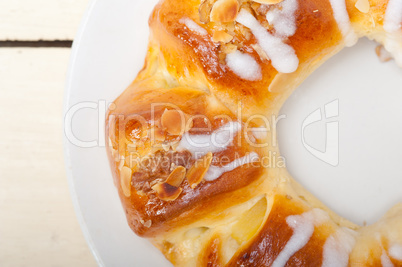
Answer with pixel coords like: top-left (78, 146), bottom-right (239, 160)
top-left (63, 0), bottom-right (104, 265)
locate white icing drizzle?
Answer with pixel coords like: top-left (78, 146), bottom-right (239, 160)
top-left (384, 0), bottom-right (402, 33)
top-left (328, 0), bottom-right (358, 47)
top-left (204, 152), bottom-right (260, 181)
top-left (236, 9), bottom-right (299, 74)
top-left (266, 0), bottom-right (298, 37)
top-left (383, 36), bottom-right (402, 67)
top-left (322, 227), bottom-right (357, 267)
top-left (226, 50), bottom-right (262, 81)
top-left (179, 18), bottom-right (208, 36)
top-left (381, 251), bottom-right (394, 267)
top-left (176, 122), bottom-right (241, 159)
top-left (383, 0), bottom-right (402, 67)
top-left (377, 45), bottom-right (393, 62)
top-left (389, 244), bottom-right (402, 261)
top-left (271, 209), bottom-right (329, 267)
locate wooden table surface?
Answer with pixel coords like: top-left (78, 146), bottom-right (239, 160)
top-left (0, 1), bottom-right (97, 266)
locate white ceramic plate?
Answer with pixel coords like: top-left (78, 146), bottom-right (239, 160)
top-left (64, 0), bottom-right (402, 265)
top-left (63, 0), bottom-right (169, 266)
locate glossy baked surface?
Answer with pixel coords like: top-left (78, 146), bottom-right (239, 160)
top-left (106, 0), bottom-right (402, 265)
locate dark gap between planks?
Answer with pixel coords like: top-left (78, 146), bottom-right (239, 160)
top-left (0, 40), bottom-right (73, 48)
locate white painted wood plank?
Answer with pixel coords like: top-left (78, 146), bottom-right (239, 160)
top-left (0, 48), bottom-right (96, 267)
top-left (0, 0), bottom-right (90, 40)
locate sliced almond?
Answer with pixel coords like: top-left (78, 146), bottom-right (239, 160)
top-left (161, 109), bottom-right (193, 136)
top-left (166, 166), bottom-right (187, 187)
top-left (199, 0), bottom-right (216, 23)
top-left (236, 24), bottom-right (252, 40)
top-left (222, 43), bottom-right (238, 54)
top-left (170, 140), bottom-right (181, 151)
top-left (118, 143), bottom-right (126, 161)
top-left (253, 0), bottom-right (284, 4)
top-left (139, 219), bottom-right (152, 228)
top-left (213, 30), bottom-right (234, 43)
top-left (251, 2), bottom-right (261, 14)
top-left (143, 220), bottom-right (152, 228)
top-left (152, 182), bottom-right (183, 201)
top-left (111, 147), bottom-right (120, 162)
top-left (226, 22), bottom-right (236, 33)
top-left (118, 156), bottom-right (126, 171)
top-left (355, 0), bottom-right (370, 13)
top-left (162, 143), bottom-right (171, 152)
top-left (161, 109), bottom-right (185, 136)
top-left (109, 137), bottom-right (118, 161)
top-left (121, 166), bottom-right (133, 197)
top-left (376, 45), bottom-right (393, 62)
top-left (186, 152), bottom-right (213, 189)
top-left (251, 44), bottom-right (269, 62)
top-left (210, 0), bottom-right (239, 23)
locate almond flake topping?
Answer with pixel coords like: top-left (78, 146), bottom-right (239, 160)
top-left (251, 44), bottom-right (269, 61)
top-left (186, 152), bottom-right (213, 189)
top-left (165, 166), bottom-right (187, 187)
top-left (121, 166), bottom-right (133, 197)
top-left (152, 182), bottom-right (183, 201)
top-left (355, 0), bottom-right (370, 13)
top-left (376, 45), bottom-right (393, 62)
top-left (161, 109), bottom-right (193, 136)
top-left (118, 157), bottom-right (126, 171)
top-left (199, 0), bottom-right (215, 23)
top-left (221, 43), bottom-right (238, 54)
top-left (210, 0), bottom-right (240, 23)
top-left (213, 30), bottom-right (234, 43)
top-left (140, 219), bottom-right (152, 228)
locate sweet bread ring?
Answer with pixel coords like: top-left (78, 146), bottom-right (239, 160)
top-left (106, 0), bottom-right (402, 265)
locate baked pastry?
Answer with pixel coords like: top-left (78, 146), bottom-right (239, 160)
top-left (106, 0), bottom-right (402, 265)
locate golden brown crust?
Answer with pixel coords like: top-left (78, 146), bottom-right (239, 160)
top-left (106, 0), bottom-right (402, 265)
top-left (107, 85), bottom-right (266, 236)
top-left (200, 236), bottom-right (224, 267)
top-left (227, 195), bottom-right (336, 266)
top-left (148, 0), bottom-right (345, 117)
